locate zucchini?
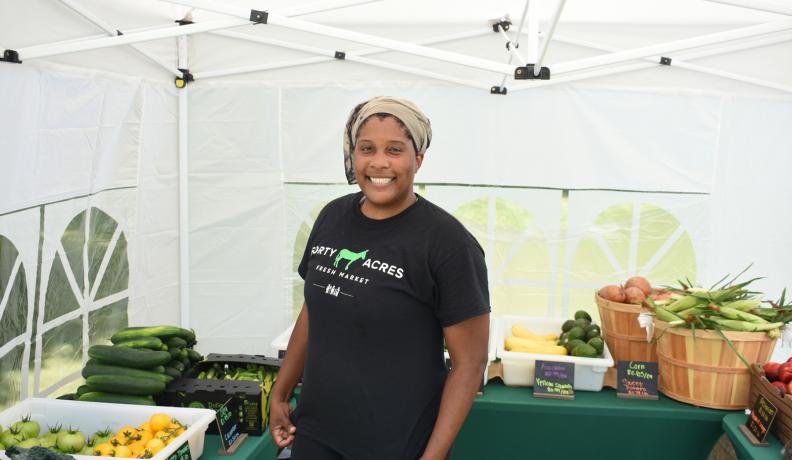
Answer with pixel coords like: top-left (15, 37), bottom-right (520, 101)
top-left (114, 336), bottom-right (163, 350)
top-left (78, 392), bottom-right (155, 406)
top-left (111, 326), bottom-right (195, 344)
top-left (88, 345), bottom-right (171, 369)
top-left (169, 360), bottom-right (186, 373)
top-left (186, 349), bottom-right (203, 362)
top-left (165, 337), bottom-right (187, 349)
top-left (57, 393), bottom-right (77, 400)
top-left (86, 375), bottom-right (165, 396)
top-left (82, 363), bottom-right (173, 383)
top-left (163, 367), bottom-right (181, 380)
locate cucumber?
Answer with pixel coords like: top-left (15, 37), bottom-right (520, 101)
top-left (169, 360), bottom-right (186, 373)
top-left (186, 349), bottom-right (203, 362)
top-left (163, 367), bottom-right (181, 380)
top-left (76, 384), bottom-right (95, 396)
top-left (168, 348), bottom-right (181, 359)
top-left (82, 363), bottom-right (173, 383)
top-left (86, 375), bottom-right (165, 396)
top-left (150, 365), bottom-right (166, 374)
top-left (86, 358), bottom-right (165, 373)
top-left (114, 336), bottom-right (163, 350)
top-left (78, 392), bottom-right (155, 406)
top-left (111, 326), bottom-right (195, 344)
top-left (88, 345), bottom-right (171, 369)
top-left (180, 357), bottom-right (191, 369)
top-left (165, 337), bottom-right (188, 349)
top-left (57, 393), bottom-right (77, 400)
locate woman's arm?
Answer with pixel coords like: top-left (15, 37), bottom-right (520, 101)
top-left (269, 303), bottom-right (309, 448)
top-left (420, 313), bottom-right (490, 460)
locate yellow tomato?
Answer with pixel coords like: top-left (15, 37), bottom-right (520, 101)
top-left (114, 445), bottom-right (133, 458)
top-left (128, 442), bottom-right (146, 458)
top-left (136, 430), bottom-right (153, 445)
top-left (145, 438), bottom-right (165, 455)
top-left (154, 430), bottom-right (171, 442)
top-left (137, 422), bottom-right (151, 433)
top-left (94, 443), bottom-right (115, 457)
top-left (175, 427), bottom-right (186, 436)
top-left (149, 414), bottom-right (172, 433)
top-left (115, 428), bottom-right (140, 446)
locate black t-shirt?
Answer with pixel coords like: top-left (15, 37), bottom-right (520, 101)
top-left (293, 192), bottom-right (490, 460)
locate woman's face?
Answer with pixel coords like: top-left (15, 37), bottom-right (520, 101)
top-left (353, 116), bottom-right (423, 219)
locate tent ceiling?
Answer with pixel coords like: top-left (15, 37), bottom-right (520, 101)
top-left (0, 0), bottom-right (790, 94)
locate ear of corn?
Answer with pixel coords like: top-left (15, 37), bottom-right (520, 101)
top-left (719, 306), bottom-right (767, 323)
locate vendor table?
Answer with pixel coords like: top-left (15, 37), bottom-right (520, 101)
top-left (722, 413), bottom-right (784, 460)
top-left (202, 432), bottom-right (278, 460)
top-left (453, 381), bottom-right (732, 460)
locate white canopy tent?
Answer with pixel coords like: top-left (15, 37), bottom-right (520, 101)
top-left (1, 0), bottom-right (791, 407)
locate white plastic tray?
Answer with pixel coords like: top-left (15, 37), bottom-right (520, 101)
top-left (496, 315), bottom-right (614, 391)
top-left (0, 398), bottom-right (215, 460)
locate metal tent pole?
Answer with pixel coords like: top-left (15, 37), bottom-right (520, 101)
top-left (56, 0), bottom-right (181, 76)
top-left (511, 32), bottom-right (792, 92)
top-left (534, 0), bottom-right (567, 76)
top-left (704, 0), bottom-right (792, 15)
top-left (550, 18), bottom-right (792, 75)
top-left (554, 32), bottom-right (792, 93)
top-left (159, 0), bottom-right (515, 74)
top-left (177, 34), bottom-right (190, 329)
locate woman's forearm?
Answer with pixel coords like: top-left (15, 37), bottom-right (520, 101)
top-left (420, 360), bottom-right (485, 460)
top-left (271, 305), bottom-right (309, 402)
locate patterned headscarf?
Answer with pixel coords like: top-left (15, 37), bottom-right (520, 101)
top-left (343, 96), bottom-right (432, 184)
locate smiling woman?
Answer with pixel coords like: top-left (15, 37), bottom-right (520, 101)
top-left (269, 96), bottom-right (491, 460)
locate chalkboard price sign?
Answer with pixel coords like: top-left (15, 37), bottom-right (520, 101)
top-left (617, 361), bottom-right (659, 400)
top-left (741, 393), bottom-right (777, 446)
top-left (166, 440), bottom-right (192, 460)
top-left (533, 361), bottom-right (575, 400)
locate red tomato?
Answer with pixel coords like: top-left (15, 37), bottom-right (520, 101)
top-left (765, 362), bottom-right (782, 382)
top-left (773, 381), bottom-right (787, 396)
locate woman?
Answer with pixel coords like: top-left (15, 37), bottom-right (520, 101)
top-left (269, 96), bottom-right (490, 460)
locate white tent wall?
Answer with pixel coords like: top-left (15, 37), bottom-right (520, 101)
top-left (0, 63), bottom-right (178, 407)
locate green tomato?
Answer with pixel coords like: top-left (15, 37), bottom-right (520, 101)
top-left (39, 436), bottom-right (57, 449)
top-left (0, 441), bottom-right (6, 450)
top-left (15, 438), bottom-right (41, 449)
top-left (0, 429), bottom-right (24, 448)
top-left (11, 416), bottom-right (40, 439)
top-left (56, 429), bottom-right (86, 454)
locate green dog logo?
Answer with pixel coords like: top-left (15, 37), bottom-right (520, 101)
top-left (334, 248), bottom-right (369, 270)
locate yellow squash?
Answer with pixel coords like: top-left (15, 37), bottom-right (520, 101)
top-left (511, 324), bottom-right (557, 342)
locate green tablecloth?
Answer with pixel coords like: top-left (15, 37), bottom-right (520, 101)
top-left (201, 432), bottom-right (278, 460)
top-left (722, 413), bottom-right (784, 460)
top-left (454, 381), bottom-right (733, 460)
top-left (199, 383), bottom-right (733, 460)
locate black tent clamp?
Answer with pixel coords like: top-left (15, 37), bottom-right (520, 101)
top-left (250, 9), bottom-right (268, 24)
top-left (116, 30), bottom-right (124, 36)
top-left (660, 56), bottom-right (672, 66)
top-left (1, 49), bottom-right (21, 64)
top-left (492, 20), bottom-right (511, 33)
top-left (175, 68), bottom-right (194, 88)
top-left (514, 64), bottom-right (550, 80)
top-left (334, 51), bottom-right (346, 60)
top-left (175, 19), bottom-right (194, 26)
top-left (490, 86), bottom-right (508, 95)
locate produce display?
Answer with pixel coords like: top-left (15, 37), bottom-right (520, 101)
top-left (59, 325), bottom-right (204, 405)
top-left (504, 310), bottom-right (605, 358)
top-left (645, 273), bottom-right (792, 338)
top-left (0, 413), bottom-right (187, 458)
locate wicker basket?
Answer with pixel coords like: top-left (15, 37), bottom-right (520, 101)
top-left (595, 293), bottom-right (656, 363)
top-left (655, 320), bottom-right (776, 410)
top-left (749, 363), bottom-right (792, 445)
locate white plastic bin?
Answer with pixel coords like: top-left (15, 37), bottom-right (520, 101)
top-left (496, 315), bottom-right (614, 391)
top-left (0, 398), bottom-right (215, 460)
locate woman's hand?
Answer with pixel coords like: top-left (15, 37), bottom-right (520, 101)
top-left (269, 399), bottom-right (297, 448)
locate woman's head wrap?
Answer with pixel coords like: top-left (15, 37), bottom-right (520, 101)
top-left (343, 96), bottom-right (432, 184)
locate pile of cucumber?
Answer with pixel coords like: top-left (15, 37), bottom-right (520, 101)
top-left (70, 326), bottom-right (203, 405)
